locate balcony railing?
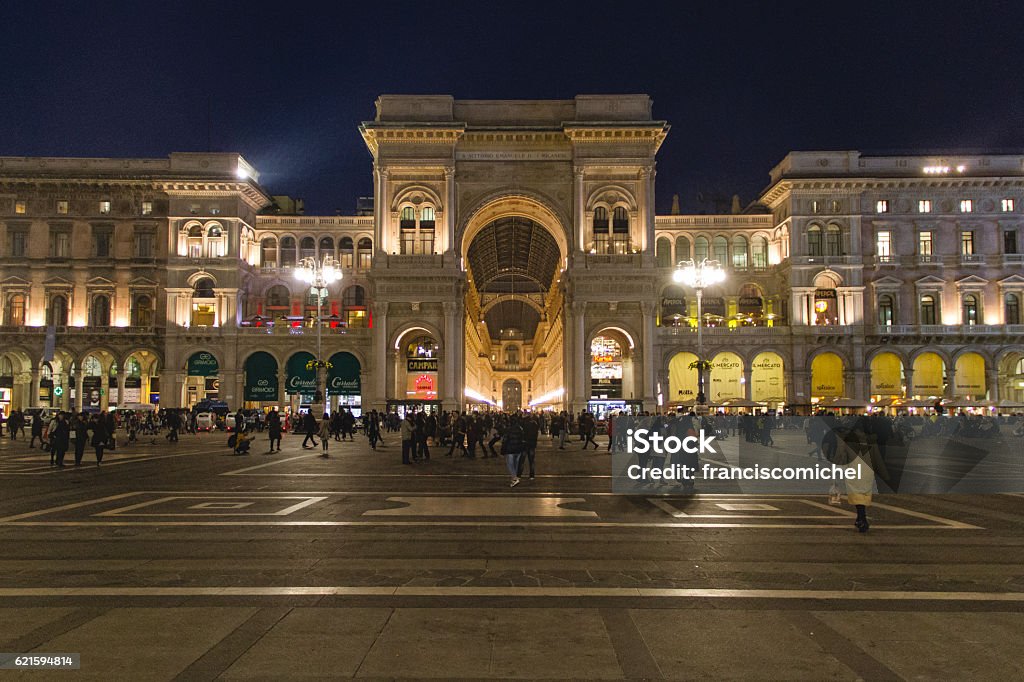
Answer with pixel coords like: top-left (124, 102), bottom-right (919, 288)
top-left (660, 325), bottom-right (789, 337)
top-left (960, 254), bottom-right (985, 264)
top-left (0, 325), bottom-right (159, 335)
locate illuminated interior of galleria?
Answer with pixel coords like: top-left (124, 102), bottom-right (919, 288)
top-left (1, 94), bottom-right (1024, 416)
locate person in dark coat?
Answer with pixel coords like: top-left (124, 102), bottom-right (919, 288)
top-left (30, 414), bottom-right (44, 449)
top-left (105, 411), bottom-right (117, 449)
top-left (266, 409), bottom-right (282, 453)
top-left (90, 414), bottom-right (108, 465)
top-left (72, 413), bottom-right (89, 465)
top-left (51, 413), bottom-right (71, 467)
top-left (301, 412), bottom-right (318, 448)
top-left (517, 415), bottom-right (540, 479)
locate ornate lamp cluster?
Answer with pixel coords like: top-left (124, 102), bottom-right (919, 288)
top-left (294, 256), bottom-right (342, 412)
top-left (672, 258), bottom-right (726, 406)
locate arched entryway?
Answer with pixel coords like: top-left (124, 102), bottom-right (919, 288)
top-left (668, 351), bottom-right (699, 406)
top-left (502, 379), bottom-right (522, 411)
top-left (327, 352), bottom-right (362, 415)
top-left (182, 351), bottom-right (220, 408)
top-left (460, 196), bottom-right (568, 411)
top-left (911, 352), bottom-right (945, 399)
top-left (811, 352), bottom-right (844, 402)
top-left (244, 352), bottom-right (280, 406)
top-left (751, 352), bottom-right (785, 404)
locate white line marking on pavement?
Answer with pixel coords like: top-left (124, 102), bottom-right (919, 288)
top-left (0, 492), bottom-right (143, 522)
top-left (0, 586), bottom-right (1021, 601)
top-left (0, 520), bottom-right (978, 529)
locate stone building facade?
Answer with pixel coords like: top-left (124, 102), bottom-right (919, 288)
top-left (1, 95), bottom-right (1022, 416)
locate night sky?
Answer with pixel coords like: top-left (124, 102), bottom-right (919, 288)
top-left (2, 1), bottom-right (1022, 214)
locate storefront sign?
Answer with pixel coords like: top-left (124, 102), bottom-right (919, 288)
top-left (187, 352), bottom-right (219, 377)
top-left (244, 352), bottom-right (279, 401)
top-left (327, 352), bottom-right (361, 396)
top-left (407, 358), bottom-right (438, 372)
top-left (286, 352), bottom-right (316, 395)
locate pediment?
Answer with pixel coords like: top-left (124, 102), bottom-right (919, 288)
top-left (914, 275), bottom-right (947, 286)
top-left (998, 274), bottom-right (1024, 286)
top-left (0, 276), bottom-right (31, 287)
top-left (43, 276), bottom-right (73, 287)
top-left (871, 276), bottom-right (903, 288)
top-left (955, 275), bottom-right (989, 287)
top-left (87, 276), bottom-right (116, 287)
top-left (129, 276), bottom-right (159, 287)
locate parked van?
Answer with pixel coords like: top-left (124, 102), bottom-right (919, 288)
top-left (195, 412), bottom-right (216, 432)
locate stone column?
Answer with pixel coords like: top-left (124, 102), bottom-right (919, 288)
top-left (641, 301), bottom-right (656, 410)
top-left (572, 301), bottom-right (587, 412)
top-left (442, 302), bottom-right (457, 409)
top-left (30, 368), bottom-right (40, 408)
top-left (117, 369), bottom-right (127, 408)
top-left (562, 302), bottom-right (575, 411)
top-left (743, 367), bottom-right (753, 401)
top-left (903, 368), bottom-right (915, 399)
top-left (75, 371), bottom-right (85, 412)
top-left (573, 167), bottom-right (585, 252)
top-left (791, 370), bottom-right (810, 407)
top-left (444, 166), bottom-right (456, 257)
top-left (852, 370), bottom-right (869, 401)
top-left (372, 302), bottom-right (389, 409)
top-left (986, 369), bottom-right (999, 403)
top-left (277, 372), bottom-right (287, 407)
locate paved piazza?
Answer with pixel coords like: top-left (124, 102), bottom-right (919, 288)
top-left (1, 431), bottom-right (1023, 680)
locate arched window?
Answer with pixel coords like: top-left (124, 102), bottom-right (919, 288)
top-left (193, 278), bottom-right (215, 298)
top-left (261, 237), bottom-right (277, 268)
top-left (357, 237), bottom-right (373, 269)
top-left (694, 236), bottom-right (709, 262)
top-left (318, 236), bottom-right (334, 259)
top-left (280, 237), bottom-right (296, 267)
top-left (339, 236), bottom-right (354, 268)
top-left (732, 235), bottom-right (748, 270)
top-left (400, 207), bottom-right (416, 230)
top-left (675, 236), bottom-right (690, 262)
top-left (420, 206), bottom-right (435, 229)
top-left (592, 207), bottom-right (609, 253)
top-left (187, 224), bottom-right (203, 258)
top-left (1007, 293), bottom-right (1021, 325)
top-left (826, 224), bottom-right (842, 256)
top-left (48, 294), bottom-right (68, 326)
top-left (611, 207), bottom-right (630, 254)
top-left (660, 285), bottom-right (687, 327)
top-left (131, 294), bottom-right (153, 327)
top-left (299, 237), bottom-right (315, 261)
top-left (962, 294), bottom-right (979, 326)
top-left (3, 294), bottom-right (25, 326)
top-left (505, 344), bottom-right (520, 366)
top-left (343, 285), bottom-right (367, 328)
top-left (751, 236), bottom-right (768, 270)
top-left (738, 283), bottom-right (764, 325)
top-left (920, 294), bottom-right (937, 325)
top-left (91, 295), bottom-right (111, 327)
top-left (191, 279), bottom-right (216, 327)
top-left (807, 225), bottom-right (822, 256)
top-left (878, 294), bottom-right (895, 326)
top-left (206, 224), bottom-right (226, 257)
top-left (712, 236), bottom-right (728, 263)
top-left (266, 285), bottom-right (290, 309)
top-left (655, 237), bottom-right (672, 267)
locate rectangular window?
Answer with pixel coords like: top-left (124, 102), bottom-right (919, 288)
top-left (876, 230), bottom-right (892, 262)
top-left (95, 231), bottom-right (111, 258)
top-left (960, 199), bottom-right (973, 213)
top-left (830, 200), bottom-right (841, 213)
top-left (810, 200), bottom-right (820, 214)
top-left (99, 200), bottom-right (111, 215)
top-left (1003, 198), bottom-right (1016, 212)
top-left (918, 231), bottom-right (933, 257)
top-left (141, 201), bottom-right (153, 216)
top-left (961, 230), bottom-right (975, 255)
top-left (10, 231), bottom-right (27, 257)
top-left (1005, 230), bottom-right (1018, 255)
top-left (134, 232), bottom-right (154, 258)
top-left (51, 231), bottom-right (70, 258)
top-left (918, 200), bottom-right (931, 213)
top-left (875, 200), bottom-right (888, 213)
top-left (57, 200), bottom-right (69, 215)
top-left (15, 200), bottom-right (26, 214)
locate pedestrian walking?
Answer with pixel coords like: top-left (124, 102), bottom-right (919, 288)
top-left (266, 409), bottom-right (282, 453)
top-left (830, 417), bottom-right (891, 533)
top-left (90, 415), bottom-right (108, 465)
top-left (318, 413), bottom-right (331, 457)
top-left (502, 416), bottom-right (526, 488)
top-left (301, 412), bottom-right (318, 449)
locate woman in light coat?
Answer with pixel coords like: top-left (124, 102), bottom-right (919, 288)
top-left (830, 418), bottom-right (890, 532)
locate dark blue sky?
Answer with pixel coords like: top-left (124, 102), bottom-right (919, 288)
top-left (2, 1), bottom-right (1021, 214)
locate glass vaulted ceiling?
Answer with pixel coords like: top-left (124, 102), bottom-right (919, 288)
top-left (467, 217), bottom-right (560, 340)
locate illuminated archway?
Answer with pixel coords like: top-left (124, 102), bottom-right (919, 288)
top-left (751, 352), bottom-right (785, 403)
top-left (709, 351), bottom-right (744, 402)
top-left (912, 352), bottom-right (945, 398)
top-left (870, 352), bottom-right (904, 398)
top-left (811, 353), bottom-right (844, 400)
top-left (954, 352), bottom-right (986, 398)
top-left (668, 352), bottom-right (699, 404)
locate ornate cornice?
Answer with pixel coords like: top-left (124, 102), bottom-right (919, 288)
top-left (359, 126), bottom-right (465, 156)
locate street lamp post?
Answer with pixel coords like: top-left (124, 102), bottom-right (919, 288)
top-left (673, 258), bottom-right (726, 407)
top-left (295, 255), bottom-right (342, 416)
